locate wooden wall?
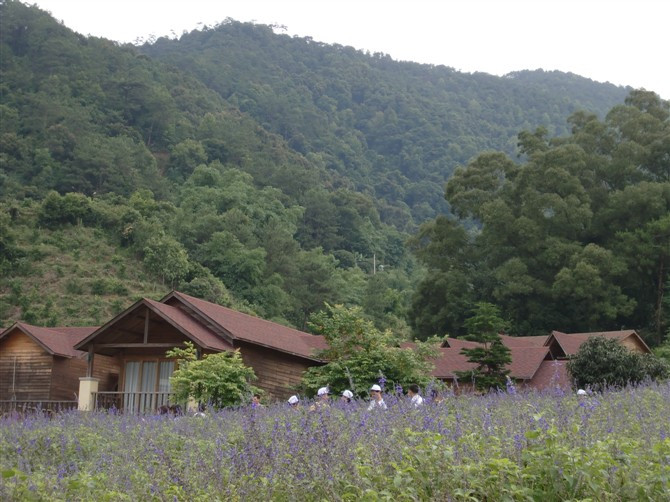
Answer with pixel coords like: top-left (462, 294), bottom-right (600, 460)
top-left (621, 336), bottom-right (649, 354)
top-left (0, 331), bottom-right (53, 401)
top-left (236, 342), bottom-right (321, 399)
top-left (50, 354), bottom-right (121, 400)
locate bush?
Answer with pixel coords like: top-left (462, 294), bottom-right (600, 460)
top-left (567, 336), bottom-right (669, 391)
top-left (167, 342), bottom-right (260, 408)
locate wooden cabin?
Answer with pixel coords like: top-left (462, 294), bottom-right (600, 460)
top-left (0, 323), bottom-right (119, 411)
top-left (434, 329), bottom-right (650, 390)
top-left (74, 291), bottom-right (327, 411)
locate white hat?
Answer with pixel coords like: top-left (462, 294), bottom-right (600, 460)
top-left (288, 395), bottom-right (299, 405)
top-left (317, 387), bottom-right (330, 396)
top-left (576, 389), bottom-right (587, 396)
top-left (342, 390), bottom-right (354, 399)
top-left (370, 384), bottom-right (382, 392)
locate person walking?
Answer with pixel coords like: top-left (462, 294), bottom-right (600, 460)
top-left (341, 389), bottom-right (354, 403)
top-left (367, 384), bottom-right (387, 410)
top-left (310, 387), bottom-right (330, 411)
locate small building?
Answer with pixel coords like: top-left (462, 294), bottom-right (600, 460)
top-left (74, 291), bottom-right (327, 412)
top-left (0, 322), bottom-right (119, 411)
top-left (435, 329), bottom-right (649, 391)
top-left (430, 345), bottom-right (567, 390)
top-left (546, 330), bottom-right (650, 357)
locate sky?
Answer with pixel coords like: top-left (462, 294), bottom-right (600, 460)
top-left (29, 0), bottom-right (669, 99)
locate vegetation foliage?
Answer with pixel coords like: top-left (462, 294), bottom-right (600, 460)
top-left (166, 341), bottom-right (260, 409)
top-left (300, 304), bottom-right (438, 396)
top-left (454, 302), bottom-right (512, 391)
top-left (567, 336), bottom-right (670, 391)
top-left (1, 1), bottom-right (668, 354)
top-left (1, 383), bottom-right (669, 500)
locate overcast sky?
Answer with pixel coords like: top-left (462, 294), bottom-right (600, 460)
top-left (30, 0), bottom-right (669, 99)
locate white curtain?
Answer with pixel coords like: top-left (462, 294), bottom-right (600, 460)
top-left (124, 362), bottom-right (140, 412)
top-left (140, 362), bottom-right (157, 412)
top-left (158, 361), bottom-right (174, 407)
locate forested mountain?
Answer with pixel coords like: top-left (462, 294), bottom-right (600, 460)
top-left (2, 1), bottom-right (667, 346)
top-left (140, 22), bottom-right (629, 226)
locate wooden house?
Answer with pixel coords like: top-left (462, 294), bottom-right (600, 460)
top-left (74, 291), bottom-right (327, 411)
top-left (0, 322), bottom-right (119, 410)
top-left (434, 329), bottom-right (650, 390)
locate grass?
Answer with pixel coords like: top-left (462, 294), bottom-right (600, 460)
top-left (1, 202), bottom-right (166, 327)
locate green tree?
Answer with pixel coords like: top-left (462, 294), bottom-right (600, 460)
top-left (143, 235), bottom-right (189, 286)
top-left (567, 336), bottom-right (669, 391)
top-left (166, 342), bottom-right (260, 409)
top-left (455, 302), bottom-right (512, 391)
top-left (300, 304), bottom-right (437, 396)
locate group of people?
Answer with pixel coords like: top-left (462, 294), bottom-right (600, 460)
top-left (285, 383), bottom-right (426, 411)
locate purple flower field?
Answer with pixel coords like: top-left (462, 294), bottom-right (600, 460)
top-left (1, 382), bottom-right (669, 501)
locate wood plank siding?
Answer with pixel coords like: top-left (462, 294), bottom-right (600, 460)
top-left (50, 354), bottom-right (120, 400)
top-left (620, 336), bottom-right (647, 353)
top-left (0, 331), bottom-right (53, 401)
top-left (236, 341), bottom-right (321, 399)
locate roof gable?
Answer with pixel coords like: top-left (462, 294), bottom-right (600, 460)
top-left (0, 322), bottom-right (97, 358)
top-left (74, 298), bottom-right (232, 352)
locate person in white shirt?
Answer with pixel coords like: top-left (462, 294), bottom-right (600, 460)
top-left (367, 384), bottom-right (387, 410)
top-left (407, 384), bottom-right (424, 407)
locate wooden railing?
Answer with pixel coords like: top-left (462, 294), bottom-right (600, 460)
top-left (93, 391), bottom-right (175, 414)
top-left (0, 400), bottom-right (78, 414)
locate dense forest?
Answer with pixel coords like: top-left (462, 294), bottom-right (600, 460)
top-left (1, 1), bottom-right (668, 346)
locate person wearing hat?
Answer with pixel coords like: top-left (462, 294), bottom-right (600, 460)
top-left (367, 384), bottom-right (387, 410)
top-left (288, 395), bottom-right (300, 407)
top-left (310, 387), bottom-right (330, 411)
top-left (341, 389), bottom-right (354, 403)
top-left (407, 384), bottom-right (424, 408)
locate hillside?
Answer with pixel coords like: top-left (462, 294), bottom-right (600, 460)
top-left (2, 1), bottom-right (666, 344)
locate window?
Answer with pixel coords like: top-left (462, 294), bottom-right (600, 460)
top-left (123, 360), bottom-right (175, 412)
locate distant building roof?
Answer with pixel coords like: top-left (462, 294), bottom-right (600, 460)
top-left (441, 337), bottom-right (482, 350)
top-left (499, 334), bottom-right (549, 348)
top-left (0, 322), bottom-right (98, 358)
top-left (549, 330), bottom-right (649, 356)
top-left (430, 345), bottom-right (550, 381)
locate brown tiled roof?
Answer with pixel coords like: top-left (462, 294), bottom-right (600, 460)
top-left (508, 347), bottom-right (551, 379)
top-left (441, 338), bottom-right (482, 350)
top-left (430, 346), bottom-right (550, 380)
top-left (167, 291), bottom-right (328, 361)
top-left (527, 359), bottom-right (570, 389)
top-left (550, 330), bottom-right (647, 356)
top-left (430, 348), bottom-right (477, 378)
top-left (499, 334), bottom-right (549, 347)
top-left (144, 299), bottom-right (233, 352)
top-left (0, 323), bottom-right (98, 358)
